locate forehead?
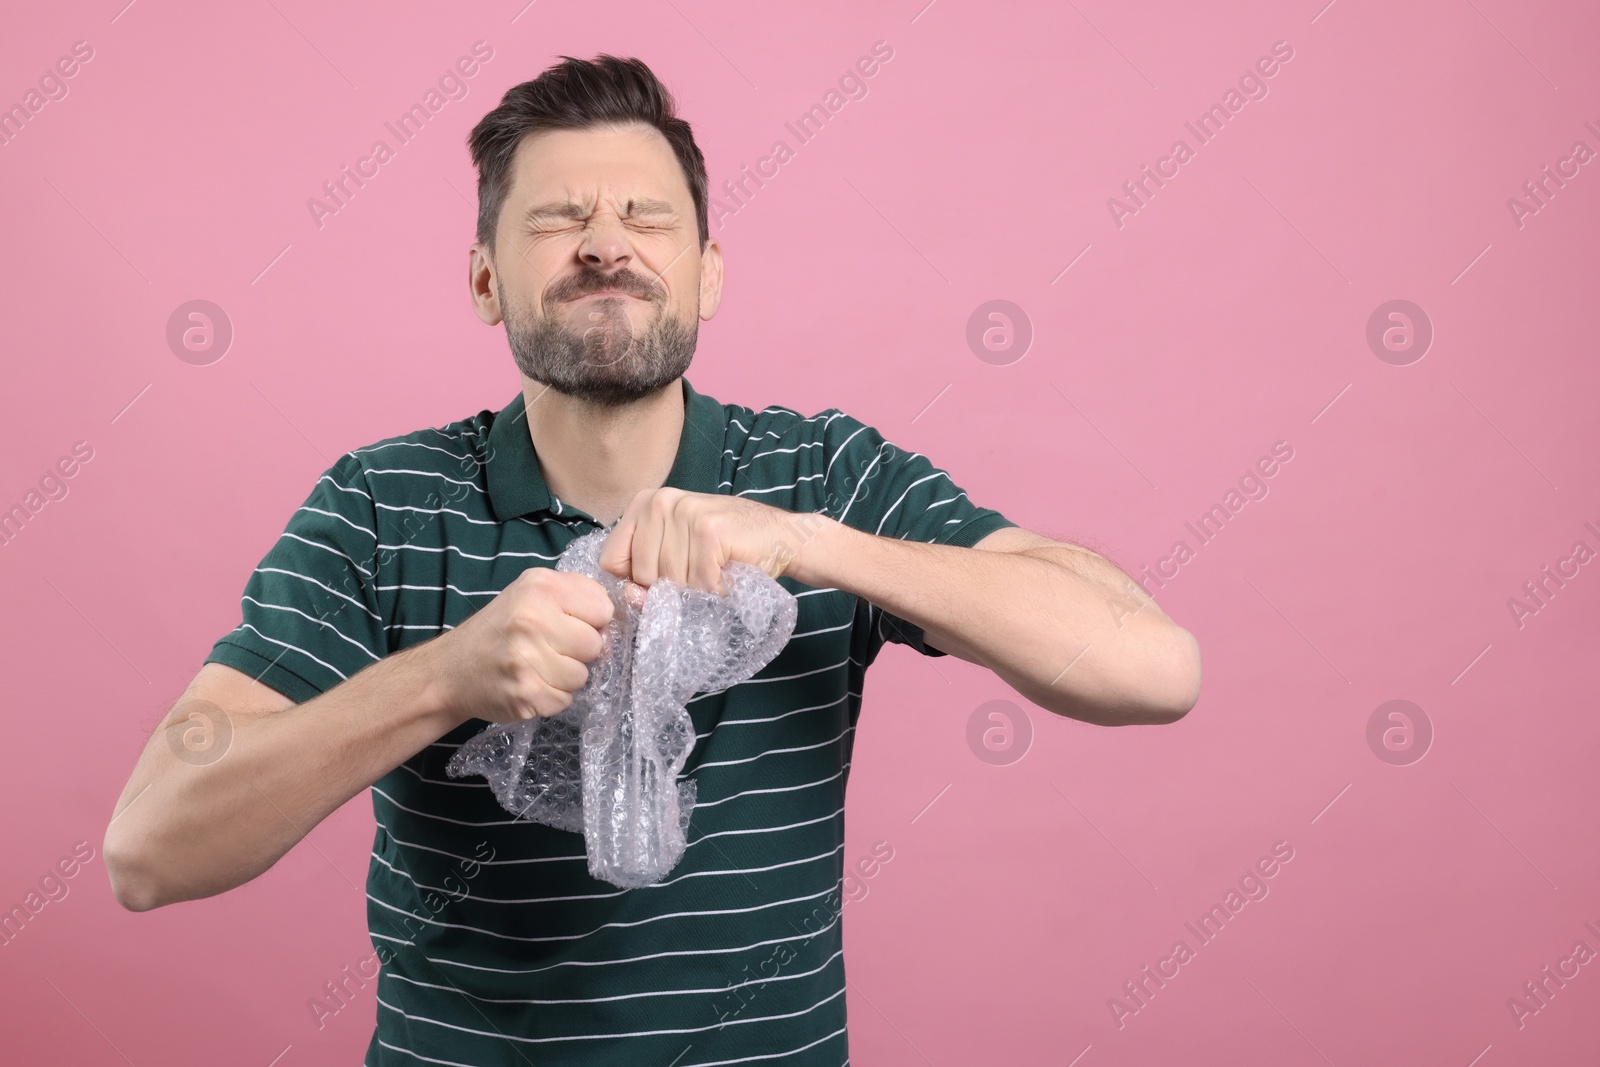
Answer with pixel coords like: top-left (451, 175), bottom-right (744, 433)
top-left (506, 123), bottom-right (690, 209)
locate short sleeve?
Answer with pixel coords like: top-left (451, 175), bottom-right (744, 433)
top-left (820, 413), bottom-right (1018, 657)
top-left (203, 452), bottom-right (388, 703)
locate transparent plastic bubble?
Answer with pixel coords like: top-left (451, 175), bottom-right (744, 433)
top-left (447, 527), bottom-right (798, 888)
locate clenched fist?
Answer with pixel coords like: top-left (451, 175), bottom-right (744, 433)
top-left (598, 486), bottom-right (839, 594)
top-left (429, 566), bottom-right (616, 724)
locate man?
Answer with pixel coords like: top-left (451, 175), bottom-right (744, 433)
top-left (105, 54), bottom-right (1200, 1066)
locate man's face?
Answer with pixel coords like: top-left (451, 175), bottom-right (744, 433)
top-left (470, 123), bottom-right (722, 407)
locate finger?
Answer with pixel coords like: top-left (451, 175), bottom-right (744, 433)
top-left (689, 526), bottom-right (725, 595)
top-left (661, 497), bottom-right (692, 587)
top-left (548, 610), bottom-right (606, 663)
top-left (529, 681), bottom-right (575, 719)
top-left (539, 649), bottom-right (591, 694)
top-left (622, 579), bottom-right (648, 612)
top-left (630, 493), bottom-right (668, 587)
top-left (598, 491), bottom-right (648, 579)
top-left (551, 572), bottom-right (616, 630)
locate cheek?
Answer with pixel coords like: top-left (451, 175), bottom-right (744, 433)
top-left (667, 283), bottom-right (699, 316)
top-left (659, 259), bottom-right (705, 309)
top-left (516, 236), bottom-right (576, 283)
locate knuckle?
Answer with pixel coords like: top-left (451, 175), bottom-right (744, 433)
top-left (500, 606), bottom-right (536, 644)
top-left (541, 686), bottom-right (573, 717)
top-left (513, 669), bottom-right (543, 707)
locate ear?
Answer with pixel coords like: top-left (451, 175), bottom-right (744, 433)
top-left (697, 237), bottom-right (724, 320)
top-left (469, 243), bottom-right (503, 326)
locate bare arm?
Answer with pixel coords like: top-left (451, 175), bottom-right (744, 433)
top-left (104, 648), bottom-right (458, 912)
top-left (592, 487), bottom-right (1200, 727)
top-left (104, 567), bottom-right (614, 912)
top-left (788, 521), bottom-right (1201, 726)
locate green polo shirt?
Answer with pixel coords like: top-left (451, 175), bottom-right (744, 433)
top-left (204, 375), bottom-right (1016, 1066)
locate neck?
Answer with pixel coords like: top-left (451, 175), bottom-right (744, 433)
top-left (521, 377), bottom-right (684, 527)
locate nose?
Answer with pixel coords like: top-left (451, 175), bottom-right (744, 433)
top-left (578, 214), bottom-right (633, 274)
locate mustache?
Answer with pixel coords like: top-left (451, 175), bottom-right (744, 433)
top-left (550, 269), bottom-right (662, 302)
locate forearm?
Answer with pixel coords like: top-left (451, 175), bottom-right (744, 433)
top-left (106, 641), bottom-right (464, 910)
top-left (789, 519), bottom-right (1200, 725)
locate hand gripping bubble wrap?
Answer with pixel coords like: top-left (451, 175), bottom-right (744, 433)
top-left (446, 527), bottom-right (798, 888)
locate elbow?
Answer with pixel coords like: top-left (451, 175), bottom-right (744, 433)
top-left (103, 825), bottom-right (169, 913)
top-left (1048, 625), bottom-right (1201, 727)
top-left (1150, 625), bottom-right (1202, 722)
top-left (1134, 625), bottom-right (1201, 724)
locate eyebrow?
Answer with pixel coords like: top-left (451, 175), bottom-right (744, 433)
top-left (522, 197), bottom-right (678, 223)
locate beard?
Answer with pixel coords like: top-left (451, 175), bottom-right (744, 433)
top-left (500, 268), bottom-right (699, 408)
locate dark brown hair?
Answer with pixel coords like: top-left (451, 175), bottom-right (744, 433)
top-left (466, 54), bottom-right (709, 255)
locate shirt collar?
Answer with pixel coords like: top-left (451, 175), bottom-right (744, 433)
top-left (486, 376), bottom-right (726, 522)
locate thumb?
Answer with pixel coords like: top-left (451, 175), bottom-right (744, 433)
top-left (621, 580), bottom-right (648, 611)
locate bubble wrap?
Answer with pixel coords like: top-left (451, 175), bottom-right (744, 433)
top-left (446, 527), bottom-right (798, 888)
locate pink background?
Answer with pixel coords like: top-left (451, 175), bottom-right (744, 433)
top-left (2, 0), bottom-right (1597, 1063)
